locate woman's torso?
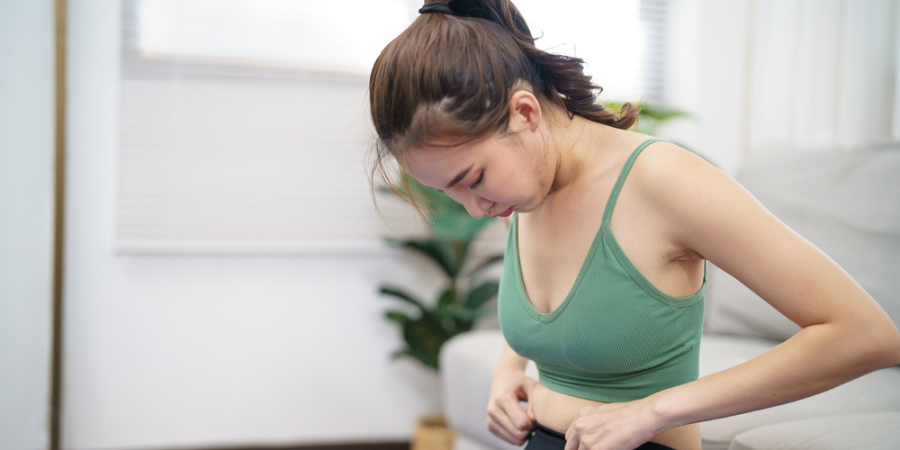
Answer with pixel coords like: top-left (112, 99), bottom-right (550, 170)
top-left (506, 133), bottom-right (705, 449)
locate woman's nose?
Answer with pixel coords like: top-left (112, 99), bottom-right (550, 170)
top-left (447, 188), bottom-right (491, 218)
top-left (458, 190), bottom-right (492, 219)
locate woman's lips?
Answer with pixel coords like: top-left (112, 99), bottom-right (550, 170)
top-left (497, 206), bottom-right (515, 218)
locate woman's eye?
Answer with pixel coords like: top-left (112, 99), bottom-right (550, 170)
top-left (469, 171), bottom-right (484, 189)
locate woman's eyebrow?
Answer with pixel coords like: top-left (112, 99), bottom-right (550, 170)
top-left (445, 163), bottom-right (474, 189)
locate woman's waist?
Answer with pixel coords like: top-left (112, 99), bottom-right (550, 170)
top-left (530, 383), bottom-right (701, 450)
top-left (531, 382), bottom-right (603, 432)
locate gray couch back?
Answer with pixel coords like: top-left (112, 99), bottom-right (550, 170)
top-left (704, 145), bottom-right (900, 341)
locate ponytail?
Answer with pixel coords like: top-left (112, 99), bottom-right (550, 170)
top-left (446, 0), bottom-right (637, 129)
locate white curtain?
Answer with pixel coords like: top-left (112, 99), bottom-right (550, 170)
top-left (742, 0), bottom-right (899, 152)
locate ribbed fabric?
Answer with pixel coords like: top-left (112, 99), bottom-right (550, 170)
top-left (498, 139), bottom-right (705, 403)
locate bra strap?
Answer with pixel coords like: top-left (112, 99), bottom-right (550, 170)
top-left (601, 139), bottom-right (663, 225)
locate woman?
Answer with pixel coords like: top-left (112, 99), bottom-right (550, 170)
top-left (367, 1), bottom-right (900, 449)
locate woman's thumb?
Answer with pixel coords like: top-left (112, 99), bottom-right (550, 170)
top-left (524, 379), bottom-right (536, 420)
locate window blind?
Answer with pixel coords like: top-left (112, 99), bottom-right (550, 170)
top-left (117, 55), bottom-right (436, 254)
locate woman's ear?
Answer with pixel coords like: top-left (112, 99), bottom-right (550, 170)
top-left (507, 90), bottom-right (542, 133)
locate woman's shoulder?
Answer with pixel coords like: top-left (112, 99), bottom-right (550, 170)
top-left (624, 139), bottom-right (722, 195)
top-left (616, 138), bottom-right (745, 230)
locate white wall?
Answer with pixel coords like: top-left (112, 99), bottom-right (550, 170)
top-left (64, 1), bottom-right (447, 448)
top-left (0, 1), bottom-right (54, 449)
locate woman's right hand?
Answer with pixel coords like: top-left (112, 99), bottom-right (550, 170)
top-left (486, 367), bottom-right (538, 445)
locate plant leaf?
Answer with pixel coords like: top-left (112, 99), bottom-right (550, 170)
top-left (463, 280), bottom-right (500, 311)
top-left (397, 175), bottom-right (496, 243)
top-left (401, 318), bottom-right (446, 370)
top-left (636, 103), bottom-right (692, 122)
top-left (437, 287), bottom-right (457, 312)
top-left (379, 286), bottom-right (428, 312)
top-left (392, 348), bottom-right (437, 370)
top-left (391, 239), bottom-right (458, 278)
top-left (468, 253), bottom-right (505, 276)
top-left (385, 310), bottom-right (411, 325)
top-left (444, 305), bottom-right (479, 322)
top-left (431, 207), bottom-right (495, 243)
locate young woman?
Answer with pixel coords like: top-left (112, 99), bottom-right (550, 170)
top-left (368, 1), bottom-right (900, 449)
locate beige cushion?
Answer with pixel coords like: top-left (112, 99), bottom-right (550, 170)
top-left (728, 412), bottom-right (900, 450)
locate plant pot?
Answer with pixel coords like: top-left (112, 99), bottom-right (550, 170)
top-left (412, 414), bottom-right (455, 450)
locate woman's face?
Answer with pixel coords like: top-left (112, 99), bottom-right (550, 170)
top-left (399, 132), bottom-right (554, 219)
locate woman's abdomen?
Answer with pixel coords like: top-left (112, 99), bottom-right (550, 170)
top-left (531, 383), bottom-right (603, 432)
top-left (530, 382), bottom-right (701, 450)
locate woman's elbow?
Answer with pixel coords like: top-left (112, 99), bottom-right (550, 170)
top-left (881, 325), bottom-right (900, 368)
top-left (860, 319), bottom-right (900, 370)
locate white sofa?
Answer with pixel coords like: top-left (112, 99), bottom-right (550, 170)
top-left (440, 145), bottom-right (900, 450)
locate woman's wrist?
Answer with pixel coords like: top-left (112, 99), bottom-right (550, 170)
top-left (644, 388), bottom-right (689, 435)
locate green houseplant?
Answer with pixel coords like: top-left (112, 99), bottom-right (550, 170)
top-left (604, 101), bottom-right (692, 137)
top-left (380, 174), bottom-right (504, 371)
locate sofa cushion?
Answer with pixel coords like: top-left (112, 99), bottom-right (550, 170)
top-left (699, 335), bottom-right (900, 450)
top-left (727, 412), bottom-right (900, 450)
top-left (704, 146), bottom-right (900, 341)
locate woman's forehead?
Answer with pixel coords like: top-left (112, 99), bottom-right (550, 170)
top-left (399, 144), bottom-right (477, 188)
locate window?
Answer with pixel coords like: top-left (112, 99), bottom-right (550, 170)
top-left (116, 0), bottom-right (661, 254)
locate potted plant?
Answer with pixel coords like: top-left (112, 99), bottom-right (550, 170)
top-left (379, 173), bottom-right (504, 371)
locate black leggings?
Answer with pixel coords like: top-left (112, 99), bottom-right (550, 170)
top-left (524, 422), bottom-right (676, 450)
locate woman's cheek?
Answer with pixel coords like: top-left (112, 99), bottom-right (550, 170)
top-left (443, 190), bottom-right (462, 204)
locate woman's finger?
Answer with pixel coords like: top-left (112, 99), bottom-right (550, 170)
top-left (563, 430), bottom-right (580, 450)
top-left (487, 396), bottom-right (532, 442)
top-left (498, 391), bottom-right (533, 430)
top-left (487, 417), bottom-right (529, 445)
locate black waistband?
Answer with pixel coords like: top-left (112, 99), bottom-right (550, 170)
top-left (529, 422), bottom-right (677, 450)
top-left (533, 422), bottom-right (566, 440)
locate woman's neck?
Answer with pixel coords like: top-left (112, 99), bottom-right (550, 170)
top-left (546, 113), bottom-right (618, 196)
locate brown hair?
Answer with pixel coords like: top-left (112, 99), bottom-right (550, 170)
top-left (369, 0), bottom-right (638, 208)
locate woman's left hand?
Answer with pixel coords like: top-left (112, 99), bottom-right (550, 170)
top-left (563, 398), bottom-right (659, 450)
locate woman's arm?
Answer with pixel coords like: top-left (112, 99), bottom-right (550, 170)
top-left (486, 214), bottom-right (535, 444)
top-left (487, 342), bottom-right (538, 445)
top-left (565, 144), bottom-right (900, 450)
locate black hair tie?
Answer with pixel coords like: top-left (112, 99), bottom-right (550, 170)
top-left (419, 2), bottom-right (454, 15)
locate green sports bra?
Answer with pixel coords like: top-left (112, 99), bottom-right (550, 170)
top-left (497, 139), bottom-right (705, 403)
